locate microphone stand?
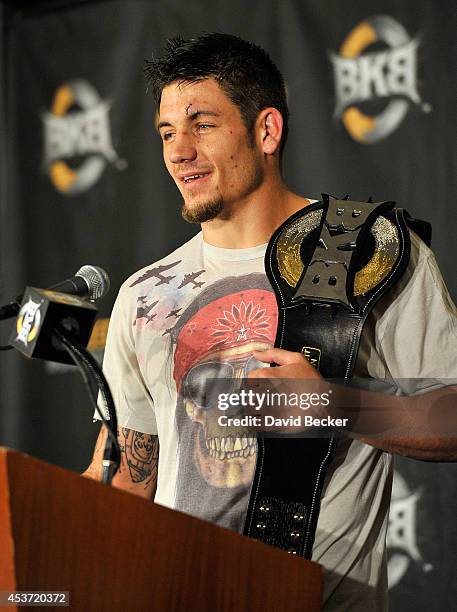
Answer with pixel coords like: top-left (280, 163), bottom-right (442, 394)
top-left (53, 327), bottom-right (120, 485)
top-left (0, 299), bottom-right (21, 320)
top-left (0, 299), bottom-right (20, 350)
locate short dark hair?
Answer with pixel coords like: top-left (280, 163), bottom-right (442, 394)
top-left (144, 32), bottom-right (289, 157)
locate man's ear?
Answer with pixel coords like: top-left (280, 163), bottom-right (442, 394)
top-left (257, 108), bottom-right (283, 155)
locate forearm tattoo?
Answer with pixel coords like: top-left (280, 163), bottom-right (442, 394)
top-left (119, 428), bottom-right (159, 490)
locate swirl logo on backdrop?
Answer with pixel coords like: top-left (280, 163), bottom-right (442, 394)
top-left (43, 79), bottom-right (126, 195)
top-left (387, 470), bottom-right (433, 589)
top-left (330, 15), bottom-right (431, 143)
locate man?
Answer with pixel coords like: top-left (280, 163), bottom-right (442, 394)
top-left (85, 33), bottom-right (457, 610)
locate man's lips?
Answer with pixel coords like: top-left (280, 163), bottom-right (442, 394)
top-left (177, 171), bottom-right (212, 189)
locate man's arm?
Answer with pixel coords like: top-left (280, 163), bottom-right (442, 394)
top-left (358, 435), bottom-right (457, 462)
top-left (250, 348), bottom-right (457, 462)
top-left (83, 425), bottom-right (159, 499)
top-left (355, 385), bottom-right (457, 462)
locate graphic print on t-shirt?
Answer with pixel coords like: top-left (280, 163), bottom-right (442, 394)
top-left (129, 260), bottom-right (182, 287)
top-left (170, 273), bottom-right (278, 527)
top-left (131, 263), bottom-right (207, 330)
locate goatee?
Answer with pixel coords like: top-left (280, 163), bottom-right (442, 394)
top-left (181, 197), bottom-right (225, 224)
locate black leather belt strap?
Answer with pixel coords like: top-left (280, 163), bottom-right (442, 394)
top-left (243, 195), bottom-right (424, 558)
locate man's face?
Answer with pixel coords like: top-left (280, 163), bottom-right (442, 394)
top-left (157, 78), bottom-right (264, 223)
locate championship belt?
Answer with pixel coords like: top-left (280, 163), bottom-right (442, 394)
top-left (243, 195), bottom-right (430, 558)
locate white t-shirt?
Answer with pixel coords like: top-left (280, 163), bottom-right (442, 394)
top-left (98, 230), bottom-right (457, 611)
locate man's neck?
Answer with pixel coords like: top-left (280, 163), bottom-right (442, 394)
top-left (201, 177), bottom-right (310, 249)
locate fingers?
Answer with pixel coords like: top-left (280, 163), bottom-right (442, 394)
top-left (250, 348), bottom-right (322, 381)
top-left (252, 348), bottom-right (306, 366)
top-left (248, 366), bottom-right (271, 379)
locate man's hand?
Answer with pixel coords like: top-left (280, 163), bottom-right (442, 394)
top-left (247, 349), bottom-right (457, 462)
top-left (248, 348), bottom-right (322, 380)
top-left (244, 348), bottom-right (327, 431)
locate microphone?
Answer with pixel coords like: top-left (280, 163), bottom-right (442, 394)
top-left (48, 265), bottom-right (110, 302)
top-left (0, 265), bottom-right (110, 320)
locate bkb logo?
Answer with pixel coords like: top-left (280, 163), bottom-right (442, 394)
top-left (16, 298), bottom-right (43, 347)
top-left (43, 79), bottom-right (125, 195)
top-left (330, 16), bottom-right (429, 143)
top-left (387, 471), bottom-right (432, 588)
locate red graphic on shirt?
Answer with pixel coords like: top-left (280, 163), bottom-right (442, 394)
top-left (173, 289), bottom-right (276, 392)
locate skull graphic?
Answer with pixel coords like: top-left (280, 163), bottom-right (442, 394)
top-left (172, 278), bottom-right (278, 489)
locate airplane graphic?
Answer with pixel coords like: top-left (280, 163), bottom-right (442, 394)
top-left (137, 296), bottom-right (148, 304)
top-left (162, 326), bottom-right (174, 336)
top-left (134, 300), bottom-right (159, 325)
top-left (130, 260), bottom-right (182, 287)
top-left (166, 308), bottom-right (182, 319)
top-left (178, 270), bottom-right (205, 289)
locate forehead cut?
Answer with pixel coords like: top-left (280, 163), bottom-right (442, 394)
top-left (156, 109), bottom-right (222, 131)
top-left (156, 80), bottom-right (229, 129)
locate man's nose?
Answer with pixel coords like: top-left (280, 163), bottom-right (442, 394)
top-left (168, 133), bottom-right (198, 164)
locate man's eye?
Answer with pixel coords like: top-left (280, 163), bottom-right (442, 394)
top-left (197, 124), bottom-right (213, 131)
top-left (162, 132), bottom-right (174, 141)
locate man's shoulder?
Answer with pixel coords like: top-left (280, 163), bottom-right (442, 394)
top-left (397, 228), bottom-right (443, 299)
top-left (409, 228), bottom-right (433, 266)
top-left (120, 232), bottom-right (203, 294)
top-left (370, 226), bottom-right (454, 330)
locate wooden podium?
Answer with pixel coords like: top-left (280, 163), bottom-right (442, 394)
top-left (0, 447), bottom-right (322, 611)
